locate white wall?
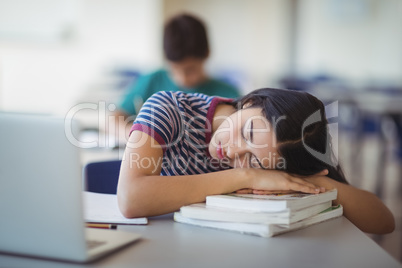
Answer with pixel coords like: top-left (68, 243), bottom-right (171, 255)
top-left (0, 0), bottom-right (163, 114)
top-left (296, 0), bottom-right (402, 85)
top-left (163, 0), bottom-right (291, 93)
top-left (1, 0), bottom-right (401, 114)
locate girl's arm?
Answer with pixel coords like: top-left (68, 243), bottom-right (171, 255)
top-left (304, 176), bottom-right (395, 234)
top-left (117, 131), bottom-right (323, 218)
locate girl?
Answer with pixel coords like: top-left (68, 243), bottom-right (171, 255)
top-left (117, 88), bottom-right (395, 234)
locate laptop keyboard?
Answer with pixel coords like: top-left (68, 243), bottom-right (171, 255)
top-left (86, 240), bottom-right (106, 250)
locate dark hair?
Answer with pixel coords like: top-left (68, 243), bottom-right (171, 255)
top-left (163, 13), bottom-right (209, 62)
top-left (235, 88), bottom-right (348, 184)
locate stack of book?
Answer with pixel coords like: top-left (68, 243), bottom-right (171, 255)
top-left (174, 189), bottom-right (343, 237)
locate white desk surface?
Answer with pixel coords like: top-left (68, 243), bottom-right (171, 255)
top-left (0, 214), bottom-right (400, 268)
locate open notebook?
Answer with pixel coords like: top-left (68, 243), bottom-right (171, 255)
top-left (83, 192), bottom-right (148, 225)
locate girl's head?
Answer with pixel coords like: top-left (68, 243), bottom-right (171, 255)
top-left (209, 88), bottom-right (347, 183)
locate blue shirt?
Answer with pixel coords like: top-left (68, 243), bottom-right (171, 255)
top-left (120, 69), bottom-right (240, 115)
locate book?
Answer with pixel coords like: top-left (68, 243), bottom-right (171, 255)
top-left (174, 205), bottom-right (343, 237)
top-left (179, 201), bottom-right (332, 225)
top-left (83, 191), bottom-right (148, 225)
top-left (206, 189), bottom-right (337, 212)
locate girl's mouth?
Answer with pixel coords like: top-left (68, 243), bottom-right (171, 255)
top-left (217, 141), bottom-right (225, 160)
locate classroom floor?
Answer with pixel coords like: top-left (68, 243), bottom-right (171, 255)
top-left (339, 132), bottom-right (402, 263)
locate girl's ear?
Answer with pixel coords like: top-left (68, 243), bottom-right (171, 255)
top-left (242, 102), bottom-right (252, 109)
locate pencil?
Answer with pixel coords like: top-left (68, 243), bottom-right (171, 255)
top-left (86, 223), bottom-right (117, 229)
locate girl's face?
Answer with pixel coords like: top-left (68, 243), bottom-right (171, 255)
top-left (209, 107), bottom-right (279, 169)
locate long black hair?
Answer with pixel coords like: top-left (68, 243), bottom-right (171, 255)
top-left (234, 88), bottom-right (348, 184)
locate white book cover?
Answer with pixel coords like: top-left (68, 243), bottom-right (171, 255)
top-left (180, 201), bottom-right (332, 225)
top-left (206, 189), bottom-right (337, 212)
top-left (174, 205), bottom-right (343, 238)
top-left (83, 191), bottom-right (148, 225)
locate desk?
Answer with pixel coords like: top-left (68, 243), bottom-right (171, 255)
top-left (0, 214), bottom-right (400, 268)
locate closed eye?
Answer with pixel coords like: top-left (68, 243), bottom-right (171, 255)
top-left (241, 119), bottom-right (253, 143)
top-left (250, 120), bottom-right (254, 143)
top-left (245, 120), bottom-right (267, 170)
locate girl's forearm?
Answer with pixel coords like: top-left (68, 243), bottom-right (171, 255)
top-left (310, 177), bottom-right (395, 234)
top-left (118, 167), bottom-right (323, 218)
top-left (117, 169), bottom-right (250, 218)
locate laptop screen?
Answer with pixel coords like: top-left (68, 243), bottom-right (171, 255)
top-left (0, 112), bottom-right (88, 260)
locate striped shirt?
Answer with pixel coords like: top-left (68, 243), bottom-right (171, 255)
top-left (130, 91), bottom-right (234, 175)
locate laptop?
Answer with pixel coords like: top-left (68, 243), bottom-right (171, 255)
top-left (0, 112), bottom-right (141, 263)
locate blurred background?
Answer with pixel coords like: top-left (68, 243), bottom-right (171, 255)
top-left (0, 0), bottom-right (401, 262)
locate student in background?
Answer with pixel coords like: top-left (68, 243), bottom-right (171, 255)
top-left (117, 88), bottom-right (395, 235)
top-left (115, 13), bottom-right (240, 120)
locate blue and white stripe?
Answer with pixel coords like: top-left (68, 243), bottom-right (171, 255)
top-left (132, 91), bottom-right (232, 175)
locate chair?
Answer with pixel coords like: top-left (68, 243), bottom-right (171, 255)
top-left (83, 160), bottom-right (122, 194)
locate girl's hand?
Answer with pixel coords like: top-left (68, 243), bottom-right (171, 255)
top-left (249, 169), bottom-right (325, 194)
